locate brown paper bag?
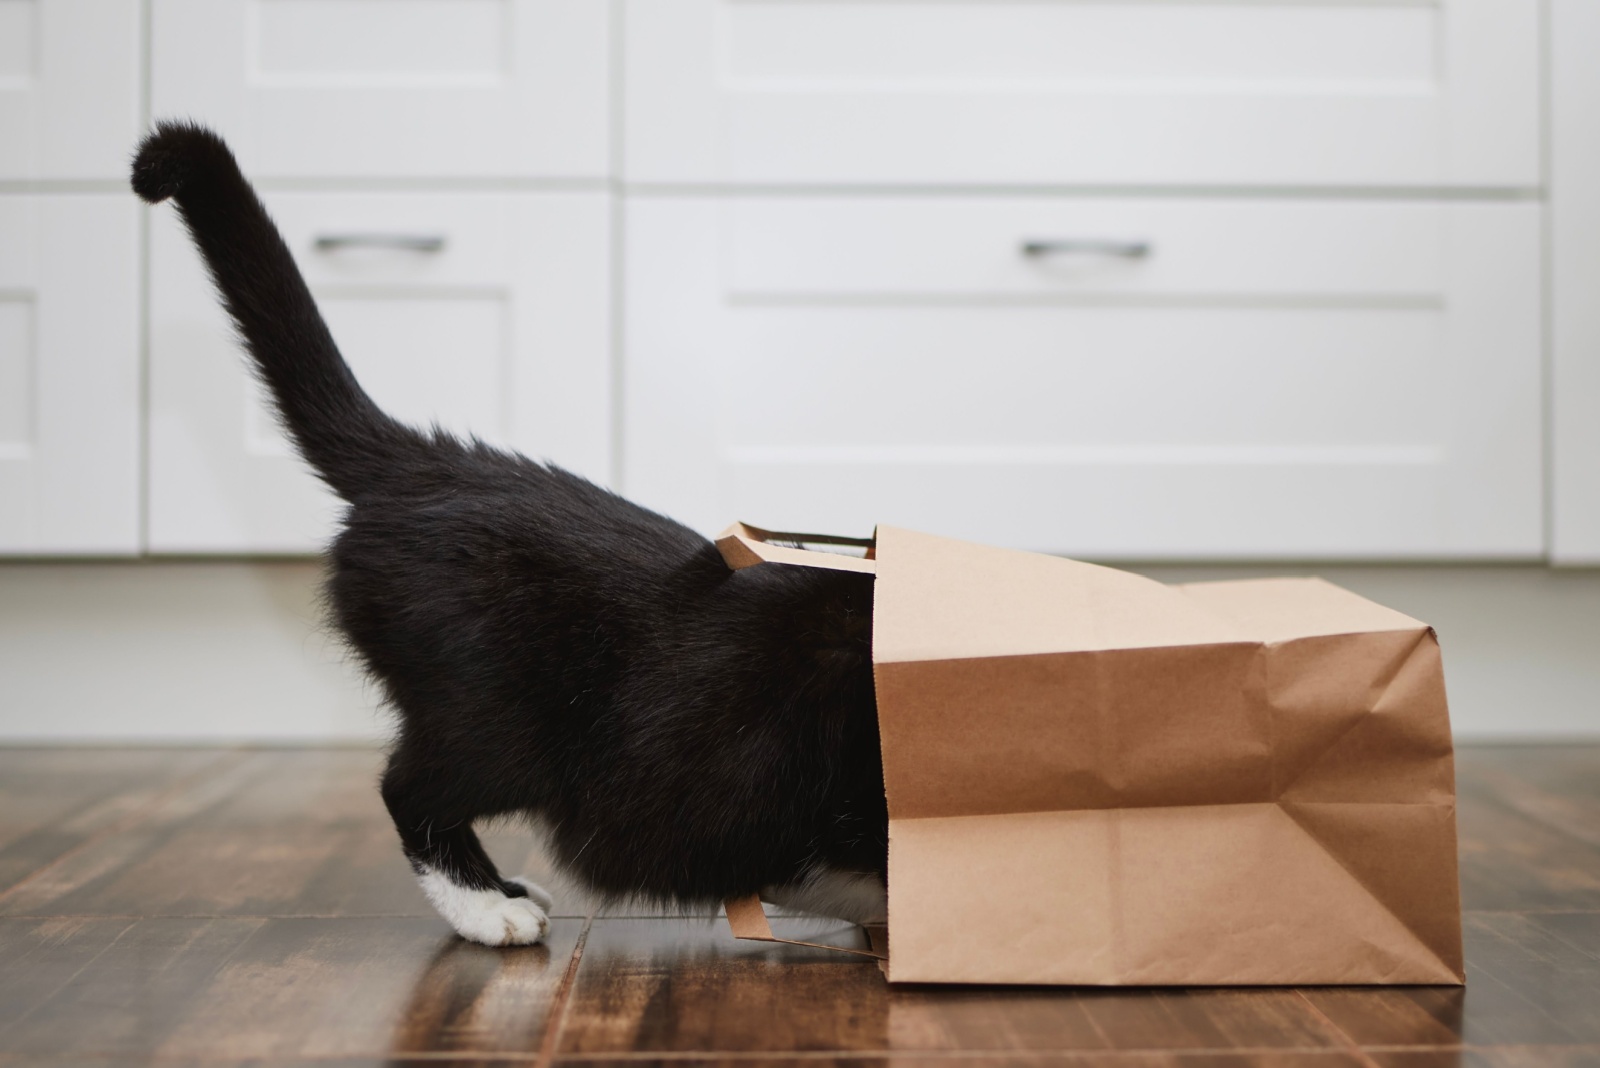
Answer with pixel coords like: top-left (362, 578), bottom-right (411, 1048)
top-left (720, 523), bottom-right (1463, 986)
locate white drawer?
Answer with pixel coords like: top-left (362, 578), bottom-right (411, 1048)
top-left (151, 0), bottom-right (609, 179)
top-left (0, 1), bottom-right (141, 180)
top-left (0, 195), bottom-right (140, 554)
top-left (624, 196), bottom-right (1543, 559)
top-left (149, 192), bottom-right (611, 553)
top-left (625, 0), bottom-right (1539, 188)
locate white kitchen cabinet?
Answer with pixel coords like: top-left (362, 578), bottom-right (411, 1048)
top-left (624, 0), bottom-right (1539, 189)
top-left (0, 0), bottom-right (142, 180)
top-left (149, 191), bottom-right (611, 553)
top-left (624, 196), bottom-right (1542, 559)
top-left (1552, 0), bottom-right (1600, 564)
top-left (0, 195), bottom-right (140, 554)
top-left (0, 0), bottom-right (1575, 564)
top-left (151, 0), bottom-right (609, 179)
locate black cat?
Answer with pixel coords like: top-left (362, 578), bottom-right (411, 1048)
top-left (132, 122), bottom-right (887, 945)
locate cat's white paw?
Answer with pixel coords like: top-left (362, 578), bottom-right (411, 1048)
top-left (505, 875), bottom-right (555, 911)
top-left (455, 894), bottom-right (549, 946)
top-left (417, 867), bottom-right (550, 946)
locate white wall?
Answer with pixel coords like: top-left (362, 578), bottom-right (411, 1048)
top-left (0, 561), bottom-right (387, 743)
top-left (1, 559), bottom-right (1595, 743)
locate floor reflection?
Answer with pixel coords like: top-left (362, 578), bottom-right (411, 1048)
top-left (387, 926), bottom-right (559, 1060)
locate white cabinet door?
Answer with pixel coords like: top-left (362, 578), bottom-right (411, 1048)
top-left (624, 0), bottom-right (1539, 188)
top-left (152, 0), bottom-right (609, 179)
top-left (623, 196), bottom-right (1542, 560)
top-left (1552, 0), bottom-right (1600, 564)
top-left (149, 191), bottom-right (611, 553)
top-left (0, 0), bottom-right (141, 179)
top-left (0, 195), bottom-right (140, 554)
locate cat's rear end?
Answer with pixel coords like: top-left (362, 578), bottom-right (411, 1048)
top-left (132, 121), bottom-right (888, 945)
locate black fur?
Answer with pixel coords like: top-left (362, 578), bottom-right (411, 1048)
top-left (132, 121), bottom-right (886, 913)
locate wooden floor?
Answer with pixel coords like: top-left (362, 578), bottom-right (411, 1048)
top-left (0, 746), bottom-right (1597, 1067)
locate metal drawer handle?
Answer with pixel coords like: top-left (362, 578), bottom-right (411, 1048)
top-left (1021, 239), bottom-right (1151, 259)
top-left (313, 234), bottom-right (446, 253)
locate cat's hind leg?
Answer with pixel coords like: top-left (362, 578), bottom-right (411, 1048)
top-left (503, 875), bottom-right (555, 911)
top-left (381, 751), bottom-right (552, 946)
top-left (764, 865), bottom-right (888, 925)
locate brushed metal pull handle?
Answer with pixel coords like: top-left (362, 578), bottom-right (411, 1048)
top-left (313, 234), bottom-right (446, 253)
top-left (1021, 239), bottom-right (1151, 259)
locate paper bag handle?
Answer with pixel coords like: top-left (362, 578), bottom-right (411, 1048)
top-left (724, 894), bottom-right (887, 959)
top-left (716, 523), bottom-right (877, 575)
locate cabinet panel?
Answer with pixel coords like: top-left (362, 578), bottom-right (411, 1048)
top-left (623, 196), bottom-right (1542, 559)
top-left (0, 195), bottom-right (140, 554)
top-left (624, 0), bottom-right (1539, 188)
top-left (0, 0), bottom-right (141, 180)
top-left (149, 191), bottom-right (611, 553)
top-left (1552, 0), bottom-right (1600, 564)
top-left (151, 0), bottom-right (609, 179)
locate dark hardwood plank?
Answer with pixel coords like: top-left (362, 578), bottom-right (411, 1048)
top-left (1304, 912), bottom-right (1600, 1048)
top-left (1074, 990), bottom-right (1345, 1052)
top-left (1527, 912), bottom-right (1600, 962)
top-left (0, 916), bottom-right (267, 1057)
top-left (554, 1056), bottom-right (1371, 1068)
top-left (908, 986), bottom-right (1347, 1054)
top-left (872, 984), bottom-right (1110, 1052)
top-left (0, 749), bottom-right (227, 897)
top-left (0, 916), bottom-right (139, 1034)
top-left (0, 1062), bottom-right (535, 1068)
top-left (2, 745), bottom-right (1599, 1064)
top-left (559, 916), bottom-right (892, 1054)
top-left (1373, 1050), bottom-right (1600, 1068)
top-left (0, 749), bottom-right (600, 919)
top-left (1455, 912), bottom-right (1600, 1045)
top-left (0, 1061), bottom-right (1426, 1068)
top-left (0, 915), bottom-right (581, 1060)
top-left (558, 918), bottom-right (1346, 1055)
top-left (1455, 752), bottom-right (1600, 913)
top-left (1459, 746), bottom-right (1600, 844)
top-left (1295, 985), bottom-right (1465, 1049)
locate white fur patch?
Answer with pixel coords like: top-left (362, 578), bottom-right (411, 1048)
top-left (764, 866), bottom-right (887, 925)
top-left (417, 866), bottom-right (550, 946)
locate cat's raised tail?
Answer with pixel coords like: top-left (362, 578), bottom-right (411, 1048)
top-left (132, 120), bottom-right (423, 501)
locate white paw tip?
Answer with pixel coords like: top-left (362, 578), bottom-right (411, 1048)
top-left (417, 867), bottom-right (552, 947)
top-left (460, 895), bottom-right (549, 947)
